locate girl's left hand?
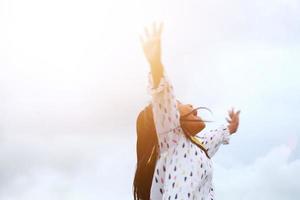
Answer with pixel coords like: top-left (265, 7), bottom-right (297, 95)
top-left (226, 108), bottom-right (241, 134)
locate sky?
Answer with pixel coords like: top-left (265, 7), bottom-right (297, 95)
top-left (0, 0), bottom-right (299, 199)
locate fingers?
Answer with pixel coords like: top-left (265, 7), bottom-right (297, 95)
top-left (227, 109), bottom-right (233, 122)
top-left (232, 110), bottom-right (240, 128)
top-left (228, 108), bottom-right (240, 117)
top-left (236, 110), bottom-right (240, 123)
top-left (226, 117), bottom-right (231, 123)
top-left (152, 21), bottom-right (164, 37)
top-left (144, 26), bottom-right (150, 39)
top-left (143, 21), bottom-right (164, 40)
top-left (152, 22), bottom-right (157, 36)
top-left (226, 108), bottom-right (241, 134)
top-left (234, 110), bottom-right (240, 121)
top-left (231, 107), bottom-right (235, 118)
top-left (158, 22), bottom-right (164, 37)
top-left (227, 108), bottom-right (241, 122)
top-left (228, 108), bottom-right (233, 118)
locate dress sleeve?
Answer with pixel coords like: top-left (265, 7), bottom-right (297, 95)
top-left (147, 72), bottom-right (180, 137)
top-left (197, 124), bottom-right (231, 158)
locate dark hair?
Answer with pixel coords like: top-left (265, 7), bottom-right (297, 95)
top-left (133, 104), bottom-right (211, 200)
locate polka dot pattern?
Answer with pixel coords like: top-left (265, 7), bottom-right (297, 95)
top-left (148, 73), bottom-right (231, 200)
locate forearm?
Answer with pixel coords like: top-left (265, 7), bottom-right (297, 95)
top-left (150, 62), bottom-right (164, 89)
top-left (147, 67), bottom-right (180, 136)
top-left (198, 125), bottom-right (231, 158)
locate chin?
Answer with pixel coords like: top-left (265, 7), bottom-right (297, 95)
top-left (196, 122), bottom-right (206, 133)
top-left (184, 122), bottom-right (206, 136)
top-left (201, 122), bottom-right (206, 129)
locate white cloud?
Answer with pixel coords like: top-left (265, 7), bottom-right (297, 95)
top-left (0, 134), bottom-right (299, 200)
top-left (214, 143), bottom-right (300, 200)
top-left (0, 133), bottom-right (136, 200)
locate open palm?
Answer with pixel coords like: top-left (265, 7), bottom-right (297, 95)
top-left (226, 108), bottom-right (241, 134)
top-left (140, 22), bottom-right (164, 66)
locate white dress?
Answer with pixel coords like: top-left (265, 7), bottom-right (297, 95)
top-left (148, 72), bottom-right (231, 200)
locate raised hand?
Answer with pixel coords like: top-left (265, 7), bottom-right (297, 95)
top-left (140, 22), bottom-right (164, 66)
top-left (226, 108), bottom-right (241, 134)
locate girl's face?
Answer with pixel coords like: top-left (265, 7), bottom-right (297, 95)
top-left (177, 101), bottom-right (206, 135)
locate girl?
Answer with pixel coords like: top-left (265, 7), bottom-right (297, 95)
top-left (133, 22), bottom-right (240, 200)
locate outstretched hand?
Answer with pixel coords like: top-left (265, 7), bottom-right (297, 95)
top-left (140, 22), bottom-right (164, 66)
top-left (226, 108), bottom-right (241, 134)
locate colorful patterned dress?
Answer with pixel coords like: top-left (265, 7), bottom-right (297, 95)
top-left (148, 72), bottom-right (231, 200)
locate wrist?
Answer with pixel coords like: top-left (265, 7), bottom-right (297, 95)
top-left (150, 61), bottom-right (163, 69)
top-left (150, 62), bottom-right (164, 89)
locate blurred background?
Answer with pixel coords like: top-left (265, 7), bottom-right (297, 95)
top-left (0, 0), bottom-right (299, 199)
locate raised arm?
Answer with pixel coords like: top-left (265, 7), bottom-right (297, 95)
top-left (141, 22), bottom-right (180, 137)
top-left (140, 22), bottom-right (164, 88)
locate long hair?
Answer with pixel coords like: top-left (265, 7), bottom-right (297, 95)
top-left (133, 104), bottom-right (211, 200)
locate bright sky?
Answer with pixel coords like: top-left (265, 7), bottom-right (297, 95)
top-left (0, 0), bottom-right (299, 199)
